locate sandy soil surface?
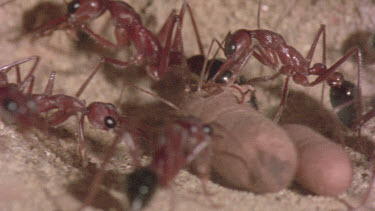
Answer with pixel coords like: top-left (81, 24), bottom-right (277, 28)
top-left (0, 0), bottom-right (375, 210)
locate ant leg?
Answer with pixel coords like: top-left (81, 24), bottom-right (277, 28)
top-left (310, 47), bottom-right (363, 139)
top-left (32, 16), bottom-right (68, 38)
top-left (123, 80), bottom-right (180, 110)
top-left (18, 74), bottom-right (35, 94)
top-left (309, 48), bottom-right (362, 86)
top-left (14, 65), bottom-right (21, 84)
top-left (246, 72), bottom-right (281, 83)
top-left (305, 25), bottom-right (326, 66)
top-left (157, 14), bottom-right (178, 79)
top-left (26, 76), bottom-right (35, 95)
top-left (198, 38), bottom-right (224, 89)
top-left (171, 1), bottom-right (204, 56)
top-left (274, 76), bottom-right (290, 123)
top-left (157, 10), bottom-right (177, 47)
top-left (80, 132), bottom-right (131, 210)
top-left (77, 114), bottom-right (88, 167)
top-left (0, 56), bottom-right (40, 84)
top-left (75, 57), bottom-right (137, 98)
top-left (43, 72), bottom-right (56, 95)
top-left (185, 1), bottom-right (204, 56)
top-left (80, 25), bottom-right (121, 48)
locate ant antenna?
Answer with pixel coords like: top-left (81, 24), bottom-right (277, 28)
top-left (122, 80), bottom-right (180, 110)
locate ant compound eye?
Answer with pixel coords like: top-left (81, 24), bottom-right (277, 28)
top-left (3, 98), bottom-right (18, 113)
top-left (67, 0), bottom-right (80, 14)
top-left (215, 70), bottom-right (232, 84)
top-left (104, 116), bottom-right (116, 129)
top-left (224, 37), bottom-right (236, 57)
top-left (203, 124), bottom-right (213, 136)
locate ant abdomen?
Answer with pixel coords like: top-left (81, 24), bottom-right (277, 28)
top-left (126, 167), bottom-right (158, 210)
top-left (329, 80), bottom-right (358, 127)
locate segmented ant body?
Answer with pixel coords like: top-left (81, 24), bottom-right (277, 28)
top-left (0, 56), bottom-right (48, 130)
top-left (0, 56), bottom-right (144, 167)
top-left (32, 72), bottom-right (144, 168)
top-left (208, 25), bottom-right (362, 122)
top-left (126, 116), bottom-right (213, 210)
top-left (33, 0), bottom-right (204, 83)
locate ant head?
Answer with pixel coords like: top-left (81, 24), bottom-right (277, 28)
top-left (0, 86), bottom-right (39, 126)
top-left (86, 102), bottom-right (120, 131)
top-left (224, 30), bottom-right (251, 60)
top-left (67, 0), bottom-right (106, 23)
top-left (126, 167), bottom-right (158, 210)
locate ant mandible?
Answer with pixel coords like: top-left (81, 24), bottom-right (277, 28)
top-left (0, 56), bottom-right (145, 167)
top-left (33, 0), bottom-right (204, 84)
top-left (205, 1), bottom-right (362, 123)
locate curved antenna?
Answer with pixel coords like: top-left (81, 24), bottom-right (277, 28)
top-left (122, 80), bottom-right (180, 111)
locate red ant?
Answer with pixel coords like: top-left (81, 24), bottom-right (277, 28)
top-left (125, 116), bottom-right (214, 210)
top-left (203, 1), bottom-right (362, 123)
top-left (33, 0), bottom-right (204, 83)
top-left (0, 55), bottom-right (145, 168)
top-left (0, 57), bottom-right (150, 211)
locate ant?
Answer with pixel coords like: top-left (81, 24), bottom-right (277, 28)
top-left (126, 116), bottom-right (214, 210)
top-left (203, 0), bottom-right (362, 123)
top-left (32, 0), bottom-right (204, 83)
top-left (0, 56), bottom-right (145, 167)
top-left (0, 57), bottom-right (149, 210)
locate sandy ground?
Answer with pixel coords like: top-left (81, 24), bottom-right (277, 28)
top-left (0, 0), bottom-right (375, 210)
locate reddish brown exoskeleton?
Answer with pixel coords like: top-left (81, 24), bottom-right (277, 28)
top-left (32, 0), bottom-right (204, 84)
top-left (0, 56), bottom-right (144, 166)
top-left (0, 56), bottom-right (47, 130)
top-left (204, 4), bottom-right (363, 123)
top-left (125, 116), bottom-right (214, 210)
